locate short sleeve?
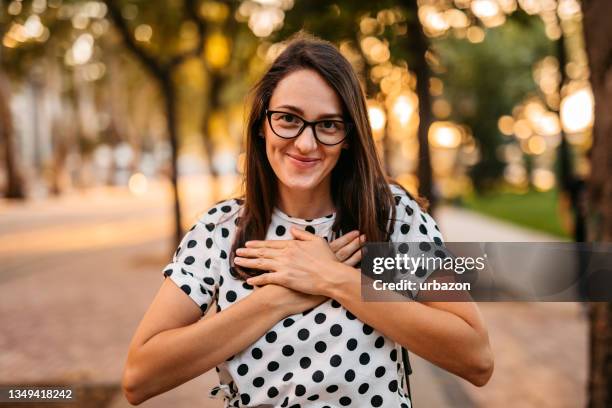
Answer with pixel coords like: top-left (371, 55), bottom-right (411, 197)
top-left (388, 186), bottom-right (446, 296)
top-left (162, 219), bottom-right (220, 316)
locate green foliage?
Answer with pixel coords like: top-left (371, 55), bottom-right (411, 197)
top-left (433, 11), bottom-right (554, 190)
top-left (461, 188), bottom-right (570, 238)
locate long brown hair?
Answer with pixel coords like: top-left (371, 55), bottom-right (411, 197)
top-left (230, 32), bottom-right (411, 279)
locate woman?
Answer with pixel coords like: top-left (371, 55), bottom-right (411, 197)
top-left (121, 33), bottom-right (493, 407)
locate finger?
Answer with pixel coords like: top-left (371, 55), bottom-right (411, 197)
top-left (246, 273), bottom-right (282, 286)
top-left (329, 230), bottom-right (360, 252)
top-left (290, 226), bottom-right (318, 241)
top-left (236, 247), bottom-right (282, 259)
top-left (336, 234), bottom-right (365, 262)
top-left (344, 248), bottom-right (362, 266)
top-left (245, 240), bottom-right (289, 249)
top-left (233, 256), bottom-right (276, 270)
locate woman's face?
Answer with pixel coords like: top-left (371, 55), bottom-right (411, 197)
top-left (263, 68), bottom-right (348, 193)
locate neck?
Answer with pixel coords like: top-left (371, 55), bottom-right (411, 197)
top-left (277, 180), bottom-right (335, 220)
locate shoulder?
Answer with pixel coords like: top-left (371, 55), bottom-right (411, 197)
top-left (196, 197), bottom-right (244, 227)
top-left (387, 183), bottom-right (444, 242)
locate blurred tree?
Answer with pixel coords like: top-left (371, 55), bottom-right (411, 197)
top-left (582, 0), bottom-right (612, 407)
top-left (104, 0), bottom-right (206, 244)
top-left (433, 11), bottom-right (553, 191)
top-left (0, 64), bottom-right (25, 199)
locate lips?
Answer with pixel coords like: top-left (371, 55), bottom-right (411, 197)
top-left (286, 153), bottom-right (320, 168)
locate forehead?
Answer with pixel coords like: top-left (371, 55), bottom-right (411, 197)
top-left (269, 69), bottom-right (343, 116)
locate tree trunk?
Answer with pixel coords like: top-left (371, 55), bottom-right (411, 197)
top-left (0, 69), bottom-right (26, 199)
top-left (406, 4), bottom-right (435, 210)
top-left (582, 0), bottom-right (612, 407)
top-left (201, 71), bottom-right (222, 202)
top-left (161, 75), bottom-right (183, 245)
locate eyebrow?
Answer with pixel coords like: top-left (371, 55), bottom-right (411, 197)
top-left (272, 104), bottom-right (344, 120)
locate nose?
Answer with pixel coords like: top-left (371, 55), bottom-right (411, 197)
top-left (294, 124), bottom-right (318, 153)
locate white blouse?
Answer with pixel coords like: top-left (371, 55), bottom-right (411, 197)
top-left (162, 183), bottom-right (445, 408)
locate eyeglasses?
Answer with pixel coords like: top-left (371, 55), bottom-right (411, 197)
top-left (265, 109), bottom-right (352, 146)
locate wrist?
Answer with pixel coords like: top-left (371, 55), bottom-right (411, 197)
top-left (320, 261), bottom-right (360, 300)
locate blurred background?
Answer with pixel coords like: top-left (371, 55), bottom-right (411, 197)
top-left (0, 0), bottom-right (610, 407)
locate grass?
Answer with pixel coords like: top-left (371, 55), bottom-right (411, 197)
top-left (459, 188), bottom-right (571, 239)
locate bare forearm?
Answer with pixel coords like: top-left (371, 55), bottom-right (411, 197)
top-left (125, 292), bottom-right (289, 404)
top-left (326, 264), bottom-right (493, 385)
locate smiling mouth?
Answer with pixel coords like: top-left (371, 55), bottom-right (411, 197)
top-left (286, 153), bottom-right (320, 167)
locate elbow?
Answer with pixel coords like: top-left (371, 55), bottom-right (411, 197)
top-left (466, 345), bottom-right (494, 387)
top-left (122, 364), bottom-right (146, 405)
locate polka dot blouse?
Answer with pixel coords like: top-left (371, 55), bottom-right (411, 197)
top-left (162, 184), bottom-right (445, 408)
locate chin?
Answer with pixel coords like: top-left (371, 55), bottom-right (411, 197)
top-left (278, 171), bottom-right (324, 191)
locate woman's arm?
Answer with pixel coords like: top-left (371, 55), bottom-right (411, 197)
top-left (122, 280), bottom-right (322, 405)
top-left (323, 264), bottom-right (494, 387)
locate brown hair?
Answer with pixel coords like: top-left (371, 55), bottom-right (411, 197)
top-left (230, 32), bottom-right (418, 279)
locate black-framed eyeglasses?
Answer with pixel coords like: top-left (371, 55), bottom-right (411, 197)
top-left (265, 109), bottom-right (352, 146)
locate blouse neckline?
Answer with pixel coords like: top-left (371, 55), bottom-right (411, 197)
top-left (272, 206), bottom-right (336, 225)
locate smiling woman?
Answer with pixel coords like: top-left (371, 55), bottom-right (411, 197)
top-left (121, 32), bottom-right (493, 408)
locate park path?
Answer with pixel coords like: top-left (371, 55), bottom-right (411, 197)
top-left (0, 181), bottom-right (586, 408)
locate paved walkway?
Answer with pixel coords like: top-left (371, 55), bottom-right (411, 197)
top-left (0, 182), bottom-right (587, 408)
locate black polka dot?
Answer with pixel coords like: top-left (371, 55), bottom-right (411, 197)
top-left (312, 370), bottom-right (324, 382)
top-left (267, 387), bottom-right (278, 398)
top-left (419, 224), bottom-right (428, 234)
top-left (307, 394), bottom-right (319, 401)
top-left (226, 291), bottom-right (237, 302)
top-left (434, 236), bottom-right (443, 246)
top-left (237, 364), bottom-right (248, 376)
top-left (298, 328), bottom-right (310, 340)
top-left (315, 341), bottom-right (327, 353)
top-left (187, 240), bottom-right (197, 248)
top-left (330, 355), bottom-right (342, 367)
top-left (184, 256), bottom-right (195, 265)
top-left (344, 369), bottom-right (355, 382)
top-left (390, 349), bottom-right (397, 362)
top-left (267, 361), bottom-right (279, 371)
top-left (203, 277), bottom-right (214, 285)
top-left (208, 207), bottom-right (217, 215)
top-left (283, 318), bottom-right (295, 327)
top-left (374, 336), bottom-right (385, 348)
top-left (241, 393), bottom-right (251, 405)
top-left (282, 345), bottom-right (294, 356)
top-left (266, 331), bottom-right (277, 343)
top-left (242, 282), bottom-right (254, 290)
top-left (359, 352), bottom-right (370, 365)
top-left (435, 250), bottom-right (447, 258)
top-left (300, 357), bottom-right (312, 369)
top-left (388, 380), bottom-right (398, 392)
top-left (314, 313), bottom-right (326, 324)
top-left (347, 338), bottom-right (358, 351)
top-left (331, 299), bottom-right (341, 308)
top-left (221, 228), bottom-right (229, 238)
top-left (163, 269), bottom-right (172, 277)
top-left (363, 324), bottom-right (374, 335)
top-left (205, 258), bottom-right (211, 268)
top-left (419, 242), bottom-right (431, 251)
top-left (253, 377), bottom-right (264, 387)
top-left (180, 285), bottom-right (191, 295)
top-left (400, 224), bottom-right (410, 234)
top-left (295, 384), bottom-right (306, 396)
top-left (330, 324), bottom-right (342, 336)
top-left (405, 205), bottom-right (413, 215)
top-left (251, 348), bottom-right (262, 359)
top-left (282, 372), bottom-right (293, 381)
top-left (326, 384), bottom-right (338, 393)
top-left (221, 205), bottom-right (232, 213)
top-left (340, 396), bottom-right (352, 406)
top-left (358, 383), bottom-right (369, 394)
top-left (346, 310), bottom-right (356, 320)
top-left (205, 222), bottom-right (215, 231)
top-left (398, 242), bottom-right (409, 254)
top-left (305, 225), bottom-right (315, 234)
top-left (371, 395), bottom-right (383, 407)
top-left (206, 238), bottom-right (213, 248)
top-left (375, 366), bottom-right (386, 377)
top-left (276, 225), bottom-right (286, 236)
top-left (220, 250), bottom-right (227, 259)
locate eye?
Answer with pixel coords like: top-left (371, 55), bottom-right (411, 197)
top-left (320, 121), bottom-right (338, 129)
top-left (280, 114), bottom-right (297, 123)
